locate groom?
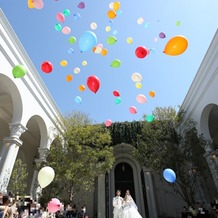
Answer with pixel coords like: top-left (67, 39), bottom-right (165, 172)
top-left (113, 189), bottom-right (123, 218)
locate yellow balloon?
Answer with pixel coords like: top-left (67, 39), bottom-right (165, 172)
top-left (127, 37), bottom-right (133, 44)
top-left (38, 166), bottom-right (55, 188)
top-left (82, 61), bottom-right (87, 66)
top-left (105, 26), bottom-right (111, 32)
top-left (113, 1), bottom-right (121, 11)
top-left (163, 35), bottom-right (188, 56)
top-left (28, 0), bottom-right (35, 8)
top-left (135, 82), bottom-right (142, 89)
top-left (60, 60), bottom-right (68, 67)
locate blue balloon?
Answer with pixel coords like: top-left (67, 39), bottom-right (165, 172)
top-left (73, 13), bottom-right (81, 20)
top-left (79, 31), bottom-right (97, 52)
top-left (75, 96), bottom-right (82, 104)
top-left (109, 20), bottom-right (114, 27)
top-left (68, 48), bottom-right (74, 54)
top-left (163, 168), bottom-right (176, 183)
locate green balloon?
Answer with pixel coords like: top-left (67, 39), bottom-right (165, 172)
top-left (111, 59), bottom-right (121, 68)
top-left (55, 24), bottom-right (62, 31)
top-left (176, 21), bottom-right (181, 26)
top-left (107, 36), bottom-right (117, 45)
top-left (63, 9), bottom-right (70, 16)
top-left (115, 97), bottom-right (121, 104)
top-left (68, 36), bottom-right (76, 44)
top-left (146, 115), bottom-right (154, 122)
top-left (12, 65), bottom-right (27, 78)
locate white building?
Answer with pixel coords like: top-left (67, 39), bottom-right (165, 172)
top-left (0, 8), bottom-right (218, 218)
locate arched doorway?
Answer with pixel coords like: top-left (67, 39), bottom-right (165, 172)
top-left (114, 162), bottom-right (135, 200)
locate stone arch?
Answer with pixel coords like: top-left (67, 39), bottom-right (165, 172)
top-left (200, 104), bottom-right (218, 144)
top-left (0, 74), bottom-right (23, 124)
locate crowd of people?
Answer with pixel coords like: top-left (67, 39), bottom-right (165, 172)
top-left (0, 193), bottom-right (88, 218)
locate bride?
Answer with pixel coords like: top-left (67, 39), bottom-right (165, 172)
top-left (121, 190), bottom-right (143, 218)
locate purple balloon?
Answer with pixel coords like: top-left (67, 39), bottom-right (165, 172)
top-left (78, 2), bottom-right (85, 9)
top-left (159, 32), bottom-right (166, 39)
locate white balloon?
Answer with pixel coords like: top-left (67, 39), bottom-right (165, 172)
top-left (38, 166), bottom-right (55, 188)
top-left (74, 67), bottom-right (80, 74)
top-left (137, 17), bottom-right (144, 25)
top-left (131, 72), bottom-right (142, 82)
top-left (109, 2), bottom-right (114, 9)
top-left (90, 22), bottom-right (97, 30)
top-left (95, 47), bottom-right (102, 54)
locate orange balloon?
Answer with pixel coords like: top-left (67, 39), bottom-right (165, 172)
top-left (92, 46), bottom-right (97, 53)
top-left (66, 75), bottom-right (73, 82)
top-left (149, 90), bottom-right (155, 98)
top-left (78, 85), bottom-right (85, 91)
top-left (101, 48), bottom-right (108, 56)
top-left (163, 35), bottom-right (188, 56)
top-left (113, 1), bottom-right (121, 11)
top-left (28, 0), bottom-right (35, 8)
top-left (107, 10), bottom-right (117, 19)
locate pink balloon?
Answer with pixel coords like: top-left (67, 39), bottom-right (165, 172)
top-left (78, 2), bottom-right (85, 9)
top-left (47, 202), bottom-right (61, 213)
top-left (129, 106), bottom-right (137, 114)
top-left (105, 119), bottom-right (112, 127)
top-left (56, 12), bottom-right (65, 23)
top-left (33, 0), bottom-right (44, 9)
top-left (51, 198), bottom-right (60, 204)
top-left (62, 26), bottom-right (71, 35)
top-left (136, 94), bottom-right (147, 104)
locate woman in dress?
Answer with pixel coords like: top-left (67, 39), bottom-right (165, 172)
top-left (121, 190), bottom-right (142, 218)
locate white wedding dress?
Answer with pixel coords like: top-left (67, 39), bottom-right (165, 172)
top-left (121, 195), bottom-right (142, 218)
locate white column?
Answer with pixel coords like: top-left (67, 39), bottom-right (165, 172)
top-left (143, 169), bottom-right (158, 218)
top-left (98, 174), bottom-right (105, 218)
top-left (0, 123), bottom-right (27, 193)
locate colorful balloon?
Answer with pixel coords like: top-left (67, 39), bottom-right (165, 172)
top-left (135, 82), bottom-right (142, 89)
top-left (176, 21), bottom-right (181, 26)
top-left (113, 1), bottom-right (121, 11)
top-left (137, 17), bottom-right (144, 25)
top-left (47, 199), bottom-right (61, 213)
top-left (109, 2), bottom-right (114, 9)
top-left (78, 85), bottom-right (85, 91)
top-left (77, 2), bottom-right (85, 9)
top-left (115, 97), bottom-right (121, 104)
top-left (66, 74), bottom-right (73, 82)
top-left (135, 46), bottom-right (149, 58)
top-left (131, 72), bottom-right (142, 82)
top-left (126, 37), bottom-right (133, 44)
top-left (32, 0), bottom-right (44, 9)
top-left (101, 48), bottom-right (108, 56)
top-left (82, 61), bottom-right (87, 66)
top-left (116, 10), bottom-right (122, 16)
top-left (12, 65), bottom-right (27, 78)
top-left (159, 32), bottom-right (166, 39)
top-left (56, 12), bottom-right (65, 23)
top-left (129, 106), bottom-right (137, 114)
top-left (63, 9), bottom-right (70, 16)
top-left (107, 36), bottom-right (117, 45)
top-left (79, 31), bottom-right (97, 52)
top-left (146, 115), bottom-right (154, 122)
top-left (87, 75), bottom-right (100, 93)
top-left (163, 35), bottom-right (188, 56)
top-left (107, 10), bottom-right (117, 19)
top-left (149, 90), bottom-right (155, 97)
top-left (105, 26), bottom-right (111, 32)
top-left (62, 26), bottom-right (71, 34)
top-left (74, 67), bottom-right (80, 74)
top-left (113, 90), bottom-right (120, 97)
top-left (73, 13), bottom-right (81, 20)
top-left (28, 0), bottom-right (35, 9)
top-left (38, 166), bottom-right (55, 188)
top-left (110, 59), bottom-right (121, 68)
top-left (41, 61), bottom-right (53, 73)
top-left (60, 60), bottom-right (68, 67)
top-left (113, 30), bottom-right (118, 36)
top-left (105, 119), bottom-right (112, 127)
top-left (75, 96), bottom-right (82, 104)
top-left (68, 36), bottom-right (76, 44)
top-left (55, 24), bottom-right (62, 31)
top-left (136, 94), bottom-right (147, 104)
top-left (90, 22), bottom-right (97, 30)
top-left (67, 48), bottom-right (74, 54)
top-left (94, 47), bottom-right (102, 54)
top-left (163, 168), bottom-right (176, 183)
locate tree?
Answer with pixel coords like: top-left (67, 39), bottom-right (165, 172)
top-left (134, 106), bottom-right (210, 206)
top-left (8, 159), bottom-right (28, 196)
top-left (40, 112), bottom-right (115, 203)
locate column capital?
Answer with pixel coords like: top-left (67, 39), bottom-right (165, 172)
top-left (8, 122), bottom-right (27, 138)
top-left (3, 136), bottom-right (23, 147)
top-left (38, 147), bottom-right (49, 161)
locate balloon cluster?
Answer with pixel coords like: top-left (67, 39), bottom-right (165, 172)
top-left (55, 9), bottom-right (71, 34)
top-left (107, 1), bottom-right (121, 19)
top-left (92, 44), bottom-right (108, 56)
top-left (28, 0), bottom-right (44, 9)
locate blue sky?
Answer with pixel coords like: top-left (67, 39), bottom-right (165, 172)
top-left (1, 1), bottom-right (218, 123)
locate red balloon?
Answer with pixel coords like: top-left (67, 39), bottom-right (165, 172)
top-left (113, 90), bottom-right (120, 97)
top-left (135, 46), bottom-right (148, 58)
top-left (41, 61), bottom-right (53, 73)
top-left (87, 75), bottom-right (100, 93)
